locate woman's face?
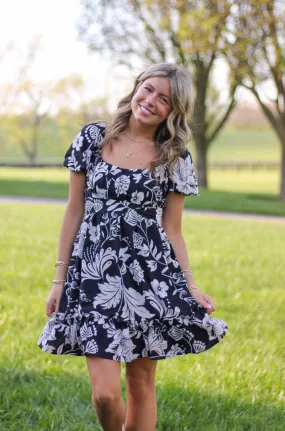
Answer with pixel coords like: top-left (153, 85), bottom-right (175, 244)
top-left (131, 76), bottom-right (172, 128)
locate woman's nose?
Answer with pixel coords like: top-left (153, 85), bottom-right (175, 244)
top-left (145, 95), bottom-right (155, 106)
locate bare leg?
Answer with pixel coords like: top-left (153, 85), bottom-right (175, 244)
top-left (86, 355), bottom-right (126, 431)
top-left (125, 357), bottom-right (157, 431)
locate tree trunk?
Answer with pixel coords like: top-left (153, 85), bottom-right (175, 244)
top-left (28, 153), bottom-right (36, 167)
top-left (196, 140), bottom-right (208, 189)
top-left (280, 142), bottom-right (285, 201)
top-left (246, 87), bottom-right (285, 201)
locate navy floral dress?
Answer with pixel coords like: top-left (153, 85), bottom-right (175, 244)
top-left (38, 122), bottom-right (228, 362)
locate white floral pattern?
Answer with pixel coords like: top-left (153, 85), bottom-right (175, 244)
top-left (151, 279), bottom-right (169, 298)
top-left (38, 123), bottom-right (228, 362)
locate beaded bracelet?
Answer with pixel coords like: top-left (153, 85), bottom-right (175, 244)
top-left (182, 269), bottom-right (193, 276)
top-left (55, 260), bottom-right (69, 268)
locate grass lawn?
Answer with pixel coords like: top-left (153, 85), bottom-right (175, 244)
top-left (1, 202), bottom-right (285, 430)
top-left (207, 128), bottom-right (280, 162)
top-left (1, 166), bottom-right (285, 216)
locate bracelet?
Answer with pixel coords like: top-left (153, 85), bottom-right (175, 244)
top-left (52, 279), bottom-right (66, 284)
top-left (182, 269), bottom-right (193, 275)
top-left (183, 272), bottom-right (193, 278)
top-left (189, 284), bottom-right (199, 291)
top-left (55, 260), bottom-right (69, 268)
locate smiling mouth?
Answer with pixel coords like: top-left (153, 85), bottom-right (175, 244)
top-left (139, 104), bottom-right (154, 115)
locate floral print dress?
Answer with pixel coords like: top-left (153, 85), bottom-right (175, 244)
top-left (38, 122), bottom-right (228, 362)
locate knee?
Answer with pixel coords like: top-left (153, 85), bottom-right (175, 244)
top-left (127, 378), bottom-right (155, 403)
top-left (92, 388), bottom-right (121, 412)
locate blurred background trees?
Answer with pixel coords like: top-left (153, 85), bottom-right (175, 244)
top-left (0, 41), bottom-right (111, 165)
top-left (78, 0), bottom-right (237, 189)
top-left (227, 0), bottom-right (285, 199)
top-left (1, 0), bottom-right (284, 199)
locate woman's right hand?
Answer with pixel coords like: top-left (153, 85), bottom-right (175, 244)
top-left (46, 284), bottom-right (64, 316)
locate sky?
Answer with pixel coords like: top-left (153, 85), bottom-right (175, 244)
top-left (0, 0), bottom-right (258, 111)
top-left (0, 0), bottom-right (118, 100)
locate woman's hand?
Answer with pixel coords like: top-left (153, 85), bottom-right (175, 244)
top-left (189, 289), bottom-right (216, 315)
top-left (46, 284), bottom-right (64, 316)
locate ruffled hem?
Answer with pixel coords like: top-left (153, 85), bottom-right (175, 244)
top-left (37, 309), bottom-right (228, 363)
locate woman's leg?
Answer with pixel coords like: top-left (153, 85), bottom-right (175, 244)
top-left (125, 357), bottom-right (157, 431)
top-left (86, 355), bottom-right (126, 431)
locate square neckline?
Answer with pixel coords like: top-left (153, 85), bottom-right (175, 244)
top-left (98, 124), bottom-right (153, 173)
top-left (98, 152), bottom-right (152, 174)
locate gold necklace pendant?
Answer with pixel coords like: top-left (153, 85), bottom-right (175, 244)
top-left (124, 147), bottom-right (146, 158)
top-left (123, 131), bottom-right (154, 158)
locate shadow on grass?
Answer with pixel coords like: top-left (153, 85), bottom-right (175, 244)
top-left (185, 189), bottom-right (285, 217)
top-left (249, 193), bottom-right (279, 202)
top-left (0, 366), bottom-right (284, 431)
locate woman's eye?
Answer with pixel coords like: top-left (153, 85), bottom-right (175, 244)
top-left (144, 86), bottom-right (151, 91)
top-left (161, 97), bottom-right (168, 104)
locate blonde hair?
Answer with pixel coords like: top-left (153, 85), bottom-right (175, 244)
top-left (103, 63), bottom-right (194, 175)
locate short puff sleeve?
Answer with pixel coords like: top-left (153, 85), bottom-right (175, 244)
top-left (63, 124), bottom-right (101, 172)
top-left (167, 148), bottom-right (199, 196)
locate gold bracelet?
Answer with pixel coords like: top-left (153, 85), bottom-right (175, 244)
top-left (184, 273), bottom-right (194, 279)
top-left (52, 280), bottom-right (66, 284)
top-left (189, 284), bottom-right (199, 290)
top-left (55, 260), bottom-right (69, 268)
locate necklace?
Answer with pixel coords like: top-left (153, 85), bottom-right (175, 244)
top-left (125, 130), bottom-right (153, 143)
top-left (124, 131), bottom-right (153, 158)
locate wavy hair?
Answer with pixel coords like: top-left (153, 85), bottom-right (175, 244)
top-left (102, 63), bottom-right (194, 175)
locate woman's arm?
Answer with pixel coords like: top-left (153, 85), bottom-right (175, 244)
top-left (162, 192), bottom-right (215, 313)
top-left (46, 171), bottom-right (86, 316)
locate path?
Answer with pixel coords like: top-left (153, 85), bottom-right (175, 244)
top-left (1, 195), bottom-right (285, 224)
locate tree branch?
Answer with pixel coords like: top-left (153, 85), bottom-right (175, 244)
top-left (207, 85), bottom-right (237, 146)
top-left (132, 2), bottom-right (167, 61)
top-left (169, 30), bottom-right (186, 64)
top-left (242, 82), bottom-right (278, 126)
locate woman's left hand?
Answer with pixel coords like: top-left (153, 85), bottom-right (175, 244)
top-left (189, 289), bottom-right (216, 315)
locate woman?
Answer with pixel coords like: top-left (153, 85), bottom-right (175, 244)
top-left (38, 63), bottom-right (228, 431)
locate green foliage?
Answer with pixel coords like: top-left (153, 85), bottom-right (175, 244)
top-left (0, 105), bottom-right (111, 163)
top-left (0, 203), bottom-right (285, 430)
top-left (0, 70), bottom-right (111, 164)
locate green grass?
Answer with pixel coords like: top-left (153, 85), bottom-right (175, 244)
top-left (207, 128), bottom-right (280, 162)
top-left (1, 166), bottom-right (285, 216)
top-left (1, 202), bottom-right (285, 430)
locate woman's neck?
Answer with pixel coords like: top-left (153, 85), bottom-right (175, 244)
top-left (127, 115), bottom-right (155, 141)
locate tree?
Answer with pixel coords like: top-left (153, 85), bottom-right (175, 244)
top-left (51, 73), bottom-right (111, 149)
top-left (14, 79), bottom-right (50, 165)
top-left (0, 37), bottom-right (54, 164)
top-left (227, 0), bottom-right (285, 200)
top-left (52, 74), bottom-right (111, 125)
top-left (78, 0), bottom-right (237, 188)
top-left (1, 69), bottom-right (111, 164)
top-left (0, 37), bottom-right (41, 115)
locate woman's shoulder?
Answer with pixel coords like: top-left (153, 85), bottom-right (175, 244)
top-left (63, 122), bottom-right (107, 172)
top-left (79, 122), bottom-right (107, 145)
